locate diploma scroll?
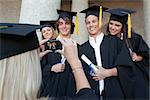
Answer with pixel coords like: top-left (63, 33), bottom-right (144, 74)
top-left (81, 54), bottom-right (98, 72)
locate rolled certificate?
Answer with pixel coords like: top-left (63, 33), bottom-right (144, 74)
top-left (81, 54), bottom-right (98, 72)
top-left (128, 48), bottom-right (133, 54)
top-left (61, 55), bottom-right (66, 64)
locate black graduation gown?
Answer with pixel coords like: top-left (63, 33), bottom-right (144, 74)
top-left (128, 33), bottom-right (149, 99)
top-left (39, 44), bottom-right (79, 98)
top-left (79, 35), bottom-right (135, 100)
top-left (47, 88), bottom-right (99, 100)
top-left (40, 50), bottom-right (68, 97)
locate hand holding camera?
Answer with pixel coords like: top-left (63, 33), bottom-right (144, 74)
top-left (46, 39), bottom-right (62, 51)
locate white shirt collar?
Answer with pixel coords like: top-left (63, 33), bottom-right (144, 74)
top-left (89, 32), bottom-right (104, 48)
top-left (56, 35), bottom-right (62, 40)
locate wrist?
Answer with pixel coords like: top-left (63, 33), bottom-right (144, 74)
top-left (106, 68), bottom-right (117, 77)
top-left (136, 55), bottom-right (143, 61)
top-left (72, 67), bottom-right (83, 73)
top-left (70, 59), bottom-right (82, 69)
top-left (105, 69), bottom-right (111, 77)
top-left (51, 65), bottom-right (55, 72)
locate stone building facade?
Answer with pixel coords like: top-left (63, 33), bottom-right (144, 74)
top-left (0, 0), bottom-right (149, 46)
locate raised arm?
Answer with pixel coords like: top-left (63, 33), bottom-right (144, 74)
top-left (60, 39), bottom-right (90, 92)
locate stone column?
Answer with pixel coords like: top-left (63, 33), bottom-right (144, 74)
top-left (143, 0), bottom-right (150, 47)
top-left (71, 0), bottom-right (89, 44)
top-left (19, 0), bottom-right (61, 24)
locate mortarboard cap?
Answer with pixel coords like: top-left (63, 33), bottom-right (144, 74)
top-left (80, 5), bottom-right (108, 18)
top-left (57, 9), bottom-right (77, 21)
top-left (40, 20), bottom-right (56, 30)
top-left (105, 8), bottom-right (136, 24)
top-left (106, 8), bottom-right (136, 38)
top-left (80, 5), bottom-right (108, 28)
top-left (57, 9), bottom-right (80, 35)
top-left (0, 23), bottom-right (40, 60)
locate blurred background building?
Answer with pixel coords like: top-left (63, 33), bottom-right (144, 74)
top-left (0, 0), bottom-right (149, 46)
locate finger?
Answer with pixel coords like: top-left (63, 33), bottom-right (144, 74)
top-left (61, 68), bottom-right (64, 71)
top-left (93, 76), bottom-right (96, 79)
top-left (94, 71), bottom-right (98, 75)
top-left (40, 50), bottom-right (51, 58)
top-left (91, 73), bottom-right (95, 76)
top-left (59, 38), bottom-right (67, 46)
top-left (62, 65), bottom-right (65, 68)
top-left (95, 78), bottom-right (99, 81)
top-left (60, 68), bottom-right (65, 72)
top-left (55, 50), bottom-right (64, 55)
top-left (93, 77), bottom-right (99, 81)
top-left (61, 66), bottom-right (65, 70)
top-left (96, 66), bottom-right (100, 69)
top-left (40, 45), bottom-right (45, 52)
top-left (92, 74), bottom-right (96, 77)
top-left (39, 39), bottom-right (49, 45)
top-left (58, 69), bottom-right (62, 72)
top-left (132, 59), bottom-right (136, 61)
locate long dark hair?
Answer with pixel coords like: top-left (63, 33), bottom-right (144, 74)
top-left (107, 20), bottom-right (135, 38)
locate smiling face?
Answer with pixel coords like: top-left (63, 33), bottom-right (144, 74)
top-left (57, 18), bottom-right (71, 37)
top-left (41, 27), bottom-right (54, 39)
top-left (85, 15), bottom-right (101, 37)
top-left (108, 20), bottom-right (123, 37)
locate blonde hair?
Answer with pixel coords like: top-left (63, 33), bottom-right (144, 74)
top-left (0, 49), bottom-right (42, 100)
top-left (41, 27), bottom-right (56, 40)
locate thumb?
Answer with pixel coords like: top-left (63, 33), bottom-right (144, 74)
top-left (39, 39), bottom-right (49, 45)
top-left (59, 38), bottom-right (66, 46)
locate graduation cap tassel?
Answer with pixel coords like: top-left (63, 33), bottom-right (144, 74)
top-left (128, 14), bottom-right (131, 38)
top-left (75, 14), bottom-right (79, 35)
top-left (99, 6), bottom-right (102, 28)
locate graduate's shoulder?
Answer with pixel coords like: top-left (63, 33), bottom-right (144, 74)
top-left (132, 32), bottom-right (143, 39)
top-left (80, 41), bottom-right (89, 48)
top-left (104, 35), bottom-right (121, 42)
top-left (77, 43), bottom-right (81, 47)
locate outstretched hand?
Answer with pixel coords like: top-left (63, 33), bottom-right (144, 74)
top-left (59, 39), bottom-right (81, 69)
top-left (93, 66), bottom-right (108, 81)
top-left (38, 39), bottom-right (52, 59)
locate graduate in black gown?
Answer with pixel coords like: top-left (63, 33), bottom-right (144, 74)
top-left (39, 20), bottom-right (65, 97)
top-left (55, 9), bottom-right (81, 97)
top-left (40, 10), bottom-right (80, 98)
top-left (79, 5), bottom-right (136, 100)
top-left (105, 8), bottom-right (149, 99)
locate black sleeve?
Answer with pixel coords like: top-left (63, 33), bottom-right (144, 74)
top-left (135, 36), bottom-right (149, 82)
top-left (73, 88), bottom-right (99, 100)
top-left (130, 34), bottom-right (149, 82)
top-left (136, 35), bottom-right (149, 59)
top-left (115, 41), bottom-right (135, 98)
top-left (40, 55), bottom-right (47, 70)
top-left (42, 63), bottom-right (53, 77)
